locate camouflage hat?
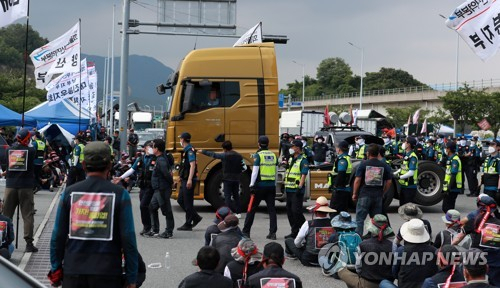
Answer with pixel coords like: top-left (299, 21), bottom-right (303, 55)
top-left (83, 142), bottom-right (111, 170)
top-left (366, 214), bottom-right (394, 239)
top-left (231, 238), bottom-right (262, 264)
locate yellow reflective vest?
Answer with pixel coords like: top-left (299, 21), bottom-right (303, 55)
top-left (257, 150), bottom-right (277, 181)
top-left (444, 154), bottom-right (462, 192)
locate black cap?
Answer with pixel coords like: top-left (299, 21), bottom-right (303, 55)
top-left (291, 139), bottom-right (303, 149)
top-left (316, 135), bottom-right (324, 141)
top-left (406, 136), bottom-right (417, 146)
top-left (336, 140), bottom-right (349, 151)
top-left (178, 132), bottom-right (191, 141)
top-left (355, 135), bottom-right (365, 140)
top-left (446, 141), bottom-right (457, 151)
top-left (83, 142), bottom-right (112, 170)
top-left (472, 136), bottom-right (479, 141)
top-left (258, 135), bottom-right (269, 146)
top-left (16, 128), bottom-right (31, 145)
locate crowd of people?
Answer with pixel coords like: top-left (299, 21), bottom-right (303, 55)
top-left (0, 124), bottom-right (499, 288)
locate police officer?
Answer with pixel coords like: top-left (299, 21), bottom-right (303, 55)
top-left (149, 139), bottom-right (174, 238)
top-left (243, 135), bottom-right (278, 240)
top-left (67, 135), bottom-right (86, 186)
top-left (284, 140), bottom-right (309, 239)
top-left (32, 132), bottom-right (46, 193)
top-left (479, 140), bottom-right (500, 203)
top-left (177, 132), bottom-right (203, 231)
top-left (301, 136), bottom-right (314, 164)
top-left (423, 138), bottom-right (436, 161)
top-left (394, 136), bottom-right (419, 205)
top-left (49, 142), bottom-right (139, 288)
top-left (2, 128), bottom-right (38, 253)
top-left (328, 140), bottom-right (351, 216)
top-left (442, 141), bottom-right (463, 213)
top-left (436, 134), bottom-right (447, 167)
top-left (382, 134), bottom-right (394, 159)
top-left (462, 137), bottom-right (481, 197)
top-left (353, 135), bottom-right (367, 160)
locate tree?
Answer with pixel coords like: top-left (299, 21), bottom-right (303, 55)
top-left (385, 104), bottom-right (429, 129)
top-left (481, 92), bottom-right (500, 137)
top-left (0, 24), bottom-right (48, 70)
top-left (440, 85), bottom-right (486, 135)
top-left (0, 71), bottom-right (46, 113)
top-left (364, 67), bottom-right (427, 90)
top-left (316, 57), bottom-right (355, 94)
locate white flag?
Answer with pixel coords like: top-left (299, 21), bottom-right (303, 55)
top-left (46, 59), bottom-right (89, 106)
top-left (0, 0), bottom-right (28, 28)
top-left (233, 22), bottom-right (262, 47)
top-left (30, 22), bottom-right (81, 89)
top-left (413, 109), bottom-right (420, 125)
top-left (87, 64), bottom-right (98, 119)
top-left (446, 0), bottom-right (500, 61)
top-left (420, 118), bottom-right (427, 134)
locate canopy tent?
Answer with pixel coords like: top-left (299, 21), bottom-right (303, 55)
top-left (0, 104), bottom-right (37, 127)
top-left (39, 123), bottom-right (75, 147)
top-left (25, 99), bottom-right (91, 135)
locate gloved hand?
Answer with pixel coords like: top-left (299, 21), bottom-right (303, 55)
top-left (393, 172), bottom-right (400, 180)
top-left (47, 268), bottom-right (63, 287)
top-left (249, 186), bottom-right (256, 194)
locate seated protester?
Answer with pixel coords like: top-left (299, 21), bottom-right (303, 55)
top-left (395, 203), bottom-right (433, 245)
top-left (319, 212), bottom-right (362, 278)
top-left (0, 199), bottom-right (15, 259)
top-left (462, 194), bottom-right (500, 226)
top-left (338, 214), bottom-right (395, 288)
top-left (39, 163), bottom-right (56, 191)
top-left (380, 219), bottom-right (438, 288)
top-left (284, 196), bottom-right (336, 266)
top-left (247, 242), bottom-right (303, 288)
top-left (179, 246), bottom-right (232, 288)
top-left (224, 239), bottom-right (263, 288)
top-left (205, 206), bottom-right (233, 246)
top-left (422, 245), bottom-right (465, 288)
top-left (434, 209), bottom-right (470, 249)
top-left (211, 214), bottom-right (243, 274)
top-left (452, 195), bottom-right (500, 286)
top-left (462, 248), bottom-right (496, 288)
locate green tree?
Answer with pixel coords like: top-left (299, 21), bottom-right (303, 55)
top-left (440, 85), bottom-right (485, 135)
top-left (385, 104), bottom-right (429, 129)
top-left (0, 71), bottom-right (46, 113)
top-left (364, 67), bottom-right (427, 90)
top-left (0, 24), bottom-right (48, 69)
top-left (316, 57), bottom-right (355, 94)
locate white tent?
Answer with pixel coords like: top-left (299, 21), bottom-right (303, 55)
top-left (39, 123), bottom-right (75, 146)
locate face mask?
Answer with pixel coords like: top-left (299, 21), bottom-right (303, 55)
top-left (147, 147), bottom-right (154, 154)
top-left (402, 143), bottom-right (407, 150)
top-left (426, 143), bottom-right (431, 147)
top-left (460, 140), bottom-right (466, 146)
top-left (302, 140), bottom-right (307, 146)
top-left (179, 141), bottom-right (183, 147)
top-left (470, 141), bottom-right (476, 146)
top-left (289, 148), bottom-right (295, 155)
top-left (383, 138), bottom-right (390, 144)
top-left (488, 146), bottom-right (496, 154)
top-left (317, 139), bottom-right (323, 143)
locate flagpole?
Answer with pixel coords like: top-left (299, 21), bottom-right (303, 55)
top-left (110, 4), bottom-right (116, 137)
top-left (21, 0), bottom-right (31, 128)
top-left (78, 18), bottom-right (82, 133)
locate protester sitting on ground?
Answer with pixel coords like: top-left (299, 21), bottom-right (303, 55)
top-left (0, 199), bottom-right (15, 259)
top-left (422, 245), bottom-right (465, 288)
top-left (247, 242), bottom-right (303, 288)
top-left (337, 214), bottom-right (395, 288)
top-left (284, 196), bottom-right (336, 266)
top-left (328, 211), bottom-right (358, 243)
top-left (211, 214), bottom-right (243, 274)
top-left (380, 219), bottom-right (438, 288)
top-left (224, 239), bottom-right (263, 288)
top-left (462, 248), bottom-right (496, 288)
top-left (394, 203), bottom-right (433, 245)
top-left (178, 246), bottom-right (232, 288)
top-left (452, 195), bottom-right (500, 286)
top-left (205, 206), bottom-right (237, 246)
top-left (433, 209), bottom-right (468, 249)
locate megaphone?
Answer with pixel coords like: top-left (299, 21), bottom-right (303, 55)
top-left (339, 112), bottom-right (352, 124)
top-left (328, 112), bottom-right (338, 124)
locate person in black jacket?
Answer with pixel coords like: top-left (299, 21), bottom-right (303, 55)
top-left (204, 206), bottom-right (243, 246)
top-left (200, 141), bottom-right (245, 215)
top-left (312, 135), bottom-right (329, 165)
top-left (211, 214), bottom-right (242, 274)
top-left (462, 248), bottom-right (496, 288)
top-left (422, 245), bottom-right (464, 288)
top-left (247, 242), bottom-right (303, 288)
top-left (178, 246), bottom-right (232, 288)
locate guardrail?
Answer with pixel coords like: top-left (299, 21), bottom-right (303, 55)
top-left (303, 78), bottom-right (500, 101)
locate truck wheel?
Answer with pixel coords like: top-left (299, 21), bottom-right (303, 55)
top-left (414, 161), bottom-right (445, 206)
top-left (205, 169), bottom-right (251, 211)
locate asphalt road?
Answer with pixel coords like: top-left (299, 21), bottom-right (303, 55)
top-left (0, 181), bottom-right (480, 287)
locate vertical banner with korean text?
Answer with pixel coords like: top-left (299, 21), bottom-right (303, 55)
top-left (0, 0), bottom-right (28, 28)
top-left (446, 0), bottom-right (500, 61)
top-left (30, 22), bottom-right (80, 88)
top-left (87, 64), bottom-right (98, 121)
top-left (45, 59), bottom-right (89, 106)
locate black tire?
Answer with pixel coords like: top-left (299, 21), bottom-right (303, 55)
top-left (414, 161), bottom-right (445, 206)
top-left (205, 169), bottom-right (251, 210)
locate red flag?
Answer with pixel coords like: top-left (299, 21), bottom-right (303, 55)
top-left (323, 106), bottom-right (331, 126)
top-left (477, 118), bottom-right (491, 130)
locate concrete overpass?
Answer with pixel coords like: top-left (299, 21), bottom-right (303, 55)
top-left (292, 79), bottom-right (500, 115)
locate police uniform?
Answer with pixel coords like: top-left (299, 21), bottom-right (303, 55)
top-left (328, 151), bottom-right (352, 215)
top-left (397, 148), bottom-right (419, 206)
top-left (32, 136), bottom-right (46, 191)
top-left (132, 153), bottom-right (155, 234)
top-left (50, 142), bottom-right (139, 288)
top-left (243, 142), bottom-right (278, 238)
top-left (482, 152), bottom-right (499, 203)
top-left (442, 152), bottom-right (463, 213)
top-left (67, 137), bottom-right (86, 186)
top-left (150, 151), bottom-right (174, 237)
top-left (464, 140), bottom-right (482, 197)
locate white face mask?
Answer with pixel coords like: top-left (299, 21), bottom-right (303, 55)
top-left (383, 138), bottom-right (390, 144)
top-left (289, 148), bottom-right (295, 155)
top-left (356, 139), bottom-right (364, 145)
top-left (460, 140), bottom-right (466, 146)
top-left (302, 140), bottom-right (307, 146)
top-left (147, 147), bottom-right (154, 155)
top-left (402, 143), bottom-right (407, 150)
top-left (317, 139), bottom-right (323, 143)
top-left (488, 146), bottom-right (497, 154)
top-left (470, 141), bottom-right (476, 146)
top-left (179, 141), bottom-right (184, 147)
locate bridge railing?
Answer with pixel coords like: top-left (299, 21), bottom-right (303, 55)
top-left (304, 78), bottom-right (500, 101)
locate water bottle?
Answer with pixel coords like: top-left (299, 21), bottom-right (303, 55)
top-left (164, 252), bottom-right (171, 270)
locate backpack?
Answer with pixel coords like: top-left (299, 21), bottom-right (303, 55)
top-left (439, 228), bottom-right (472, 250)
top-left (319, 231), bottom-right (362, 277)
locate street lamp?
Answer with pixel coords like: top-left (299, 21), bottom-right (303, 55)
top-left (292, 60), bottom-right (305, 110)
top-left (348, 42), bottom-right (364, 111)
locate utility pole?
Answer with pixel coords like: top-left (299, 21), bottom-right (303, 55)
top-left (119, 0), bottom-right (130, 152)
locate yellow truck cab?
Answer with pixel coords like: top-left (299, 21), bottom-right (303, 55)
top-left (157, 43), bottom-right (279, 208)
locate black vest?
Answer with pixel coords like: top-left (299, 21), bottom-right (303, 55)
top-left (358, 237), bottom-right (394, 282)
top-left (223, 150), bottom-right (243, 182)
top-left (226, 260), bottom-right (263, 288)
top-left (398, 243), bottom-right (438, 288)
top-left (305, 218), bottom-right (333, 261)
top-left (138, 155), bottom-right (155, 188)
top-left (180, 148), bottom-right (197, 180)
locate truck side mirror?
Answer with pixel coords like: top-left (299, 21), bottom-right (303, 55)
top-left (181, 82), bottom-right (194, 113)
top-left (156, 84), bottom-right (166, 95)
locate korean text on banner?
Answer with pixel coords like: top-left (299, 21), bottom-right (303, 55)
top-left (446, 0), bottom-right (500, 61)
top-left (233, 22), bottom-right (262, 47)
top-left (30, 22), bottom-right (80, 89)
top-left (46, 59), bottom-right (89, 106)
top-left (0, 0), bottom-right (28, 28)
top-left (87, 64), bottom-right (98, 119)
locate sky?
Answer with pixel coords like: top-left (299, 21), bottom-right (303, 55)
top-left (24, 0), bottom-right (500, 92)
